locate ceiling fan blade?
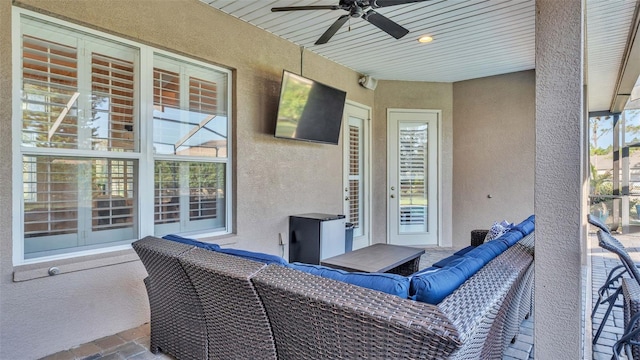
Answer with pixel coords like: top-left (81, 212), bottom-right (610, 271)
top-left (271, 5), bottom-right (340, 12)
top-left (370, 0), bottom-right (429, 8)
top-left (315, 15), bottom-right (350, 45)
top-left (362, 10), bottom-right (409, 39)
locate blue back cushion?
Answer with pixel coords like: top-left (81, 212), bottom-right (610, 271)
top-left (162, 234), bottom-right (221, 251)
top-left (454, 246), bottom-right (476, 256)
top-left (442, 256), bottom-right (484, 279)
top-left (463, 240), bottom-right (506, 264)
top-left (498, 230), bottom-right (524, 247)
top-left (410, 266), bottom-right (467, 304)
top-left (512, 219), bottom-right (535, 236)
top-left (217, 248), bottom-right (288, 266)
top-left (432, 255), bottom-right (463, 268)
top-left (289, 263), bottom-right (410, 297)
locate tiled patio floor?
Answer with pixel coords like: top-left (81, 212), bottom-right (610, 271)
top-left (42, 229), bottom-right (640, 360)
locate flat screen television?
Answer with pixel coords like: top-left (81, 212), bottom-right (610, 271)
top-left (274, 70), bottom-right (347, 145)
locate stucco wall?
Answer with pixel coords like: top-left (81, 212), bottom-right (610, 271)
top-left (0, 0), bottom-right (373, 358)
top-left (372, 81), bottom-right (454, 247)
top-left (452, 70), bottom-right (535, 246)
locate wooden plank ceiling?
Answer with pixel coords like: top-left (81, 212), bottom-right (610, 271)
top-left (203, 0), bottom-right (638, 112)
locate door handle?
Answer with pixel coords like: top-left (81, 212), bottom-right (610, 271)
top-left (345, 196), bottom-right (350, 201)
top-left (390, 194), bottom-right (395, 199)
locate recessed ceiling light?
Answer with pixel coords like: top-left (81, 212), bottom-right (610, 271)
top-left (418, 35), bottom-right (433, 43)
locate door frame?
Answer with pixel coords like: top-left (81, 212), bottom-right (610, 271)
top-left (343, 100), bottom-right (372, 249)
top-left (386, 108), bottom-right (442, 246)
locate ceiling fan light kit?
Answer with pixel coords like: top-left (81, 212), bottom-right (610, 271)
top-left (271, 0), bottom-right (429, 45)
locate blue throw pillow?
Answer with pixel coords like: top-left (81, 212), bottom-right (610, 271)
top-left (432, 255), bottom-right (463, 268)
top-left (289, 262), bottom-right (410, 298)
top-left (484, 221), bottom-right (510, 242)
top-left (217, 248), bottom-right (288, 266)
top-left (162, 234), bottom-right (221, 251)
top-left (410, 266), bottom-right (467, 304)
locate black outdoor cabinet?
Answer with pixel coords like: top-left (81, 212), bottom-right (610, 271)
top-left (289, 213), bottom-right (346, 264)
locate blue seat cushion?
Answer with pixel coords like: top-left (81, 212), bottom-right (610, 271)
top-left (409, 266), bottom-right (467, 304)
top-left (289, 263), bottom-right (409, 297)
top-left (432, 255), bottom-right (463, 268)
top-left (162, 234), bottom-right (221, 251)
top-left (217, 247), bottom-right (288, 266)
top-left (454, 246), bottom-right (476, 256)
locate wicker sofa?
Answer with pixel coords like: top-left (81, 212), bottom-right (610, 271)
top-left (133, 226), bottom-right (534, 359)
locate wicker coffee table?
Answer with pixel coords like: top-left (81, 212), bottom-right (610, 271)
top-left (320, 243), bottom-right (425, 276)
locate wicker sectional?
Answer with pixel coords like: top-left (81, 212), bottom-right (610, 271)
top-left (133, 233), bottom-right (534, 360)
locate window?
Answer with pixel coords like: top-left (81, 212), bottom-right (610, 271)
top-left (15, 12), bottom-right (232, 263)
top-left (152, 55), bottom-right (228, 235)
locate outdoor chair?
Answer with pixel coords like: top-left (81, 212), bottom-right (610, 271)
top-left (590, 213), bottom-right (629, 343)
top-left (590, 214), bottom-right (624, 330)
top-left (589, 213), bottom-right (611, 234)
top-left (594, 230), bottom-right (640, 345)
top-left (613, 278), bottom-right (640, 360)
top-left (132, 237), bottom-right (209, 360)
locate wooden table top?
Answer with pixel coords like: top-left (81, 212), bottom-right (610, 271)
top-left (320, 243), bottom-right (425, 273)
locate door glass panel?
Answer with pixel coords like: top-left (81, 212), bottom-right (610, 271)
top-left (589, 115), bottom-right (614, 226)
top-left (398, 122), bottom-right (428, 233)
top-left (626, 82), bottom-right (640, 230)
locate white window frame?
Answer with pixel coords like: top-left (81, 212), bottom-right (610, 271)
top-left (11, 8), bottom-right (233, 265)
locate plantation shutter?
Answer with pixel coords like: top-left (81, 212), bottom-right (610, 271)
top-left (91, 52), bottom-right (135, 151)
top-left (22, 35), bottom-right (79, 149)
top-left (153, 61), bottom-right (226, 233)
top-left (22, 35), bottom-right (80, 239)
top-left (399, 128), bottom-right (427, 226)
top-left (349, 124), bottom-right (361, 229)
top-left (90, 52), bottom-right (136, 231)
top-left (21, 27), bottom-right (138, 256)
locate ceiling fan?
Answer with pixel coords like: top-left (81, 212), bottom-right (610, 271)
top-left (271, 0), bottom-right (429, 45)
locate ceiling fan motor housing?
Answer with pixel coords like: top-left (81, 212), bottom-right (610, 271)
top-left (272, 0), bottom-right (422, 45)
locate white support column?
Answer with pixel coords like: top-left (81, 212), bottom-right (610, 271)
top-left (535, 0), bottom-right (585, 359)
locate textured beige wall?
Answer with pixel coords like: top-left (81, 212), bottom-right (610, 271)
top-left (452, 71), bottom-right (535, 246)
top-left (535, 0), bottom-right (584, 357)
top-left (373, 81), bottom-right (453, 247)
top-left (1, 0), bottom-right (373, 358)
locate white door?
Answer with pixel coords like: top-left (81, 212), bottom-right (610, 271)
top-left (343, 101), bottom-right (371, 250)
top-left (387, 109), bottom-right (439, 246)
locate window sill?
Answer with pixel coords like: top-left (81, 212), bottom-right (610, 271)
top-left (13, 234), bottom-right (237, 282)
top-left (13, 248), bottom-right (141, 282)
